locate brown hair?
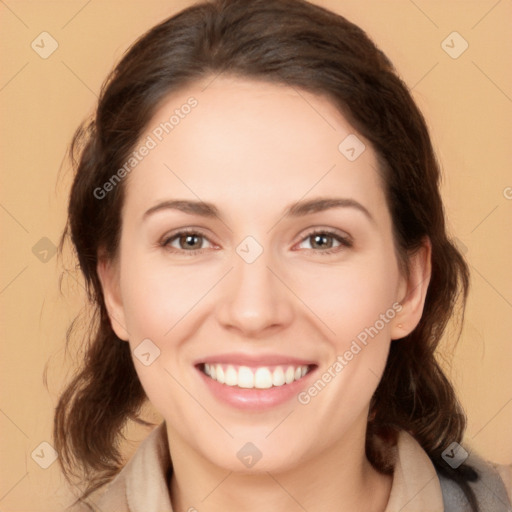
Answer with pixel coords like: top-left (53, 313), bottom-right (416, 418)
top-left (55, 0), bottom-right (477, 509)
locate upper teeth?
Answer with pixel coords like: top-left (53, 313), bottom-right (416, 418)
top-left (203, 364), bottom-right (310, 389)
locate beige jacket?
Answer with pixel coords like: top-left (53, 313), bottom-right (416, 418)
top-left (73, 422), bottom-right (511, 512)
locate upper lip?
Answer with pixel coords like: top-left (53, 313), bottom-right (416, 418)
top-left (195, 353), bottom-right (317, 367)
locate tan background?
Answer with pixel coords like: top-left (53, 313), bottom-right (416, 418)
top-left (1, 0), bottom-right (511, 509)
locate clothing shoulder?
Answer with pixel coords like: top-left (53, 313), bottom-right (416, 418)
top-left (95, 422), bottom-right (172, 512)
top-left (62, 424), bottom-right (169, 512)
top-left (61, 473), bottom-right (129, 512)
top-left (436, 449), bottom-right (512, 512)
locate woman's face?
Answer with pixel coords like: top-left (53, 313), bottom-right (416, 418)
top-left (99, 76), bottom-right (428, 473)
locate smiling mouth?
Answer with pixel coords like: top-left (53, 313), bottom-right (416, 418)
top-left (199, 363), bottom-right (315, 389)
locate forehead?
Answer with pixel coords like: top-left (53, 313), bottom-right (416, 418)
top-left (123, 76), bottom-right (386, 222)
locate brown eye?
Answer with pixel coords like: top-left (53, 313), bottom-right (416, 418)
top-left (309, 233), bottom-right (335, 250)
top-left (177, 233), bottom-right (203, 250)
top-left (297, 230), bottom-right (353, 254)
top-left (161, 230), bottom-right (214, 254)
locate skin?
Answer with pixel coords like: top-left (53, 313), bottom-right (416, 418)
top-left (98, 76), bottom-right (431, 512)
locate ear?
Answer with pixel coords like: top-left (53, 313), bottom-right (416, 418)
top-left (97, 255), bottom-right (130, 341)
top-left (390, 238), bottom-right (432, 340)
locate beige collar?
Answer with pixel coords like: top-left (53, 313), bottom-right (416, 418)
top-left (384, 429), bottom-right (444, 511)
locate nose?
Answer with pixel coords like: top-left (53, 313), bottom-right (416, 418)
top-left (215, 247), bottom-right (295, 338)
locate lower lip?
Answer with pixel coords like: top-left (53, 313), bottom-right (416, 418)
top-left (197, 366), bottom-right (317, 411)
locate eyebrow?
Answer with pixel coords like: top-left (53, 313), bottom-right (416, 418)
top-left (143, 197), bottom-right (374, 223)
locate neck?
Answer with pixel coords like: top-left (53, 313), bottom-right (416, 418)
top-left (166, 422), bottom-right (392, 512)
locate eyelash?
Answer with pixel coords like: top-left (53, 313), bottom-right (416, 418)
top-left (160, 228), bottom-right (353, 256)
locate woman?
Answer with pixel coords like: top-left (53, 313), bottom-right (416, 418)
top-left (54, 0), bottom-right (511, 510)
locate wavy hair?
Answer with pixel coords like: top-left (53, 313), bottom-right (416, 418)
top-left (54, 0), bottom-right (476, 509)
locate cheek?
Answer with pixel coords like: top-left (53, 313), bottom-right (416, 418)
top-left (117, 251), bottom-right (211, 415)
top-left (293, 256), bottom-right (399, 431)
top-left (289, 251), bottom-right (400, 344)
top-left (290, 250), bottom-right (399, 412)
top-left (119, 251), bottom-right (218, 341)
